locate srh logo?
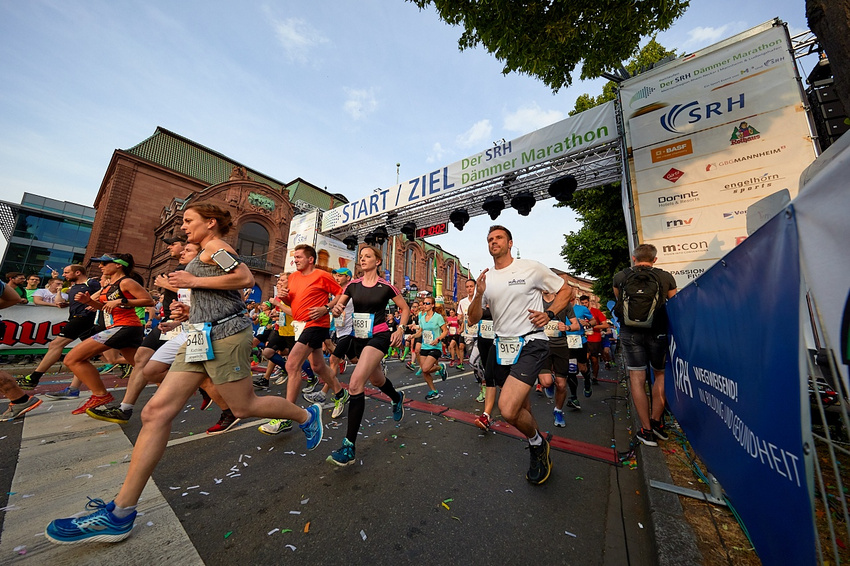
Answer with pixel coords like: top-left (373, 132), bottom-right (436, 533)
top-left (663, 168), bottom-right (684, 183)
top-left (651, 140), bottom-right (693, 163)
top-left (660, 94), bottom-right (746, 133)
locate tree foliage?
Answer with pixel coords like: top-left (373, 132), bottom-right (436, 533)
top-left (560, 185), bottom-right (630, 303)
top-left (408, 0), bottom-right (690, 91)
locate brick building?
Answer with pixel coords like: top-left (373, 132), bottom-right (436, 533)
top-left (86, 127), bottom-right (346, 297)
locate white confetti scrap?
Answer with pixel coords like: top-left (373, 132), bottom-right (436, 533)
top-left (243, 462), bottom-right (248, 467)
top-left (638, 523), bottom-right (644, 529)
top-left (239, 455), bottom-right (243, 463)
top-left (268, 528), bottom-right (279, 535)
top-left (360, 529), bottom-right (367, 541)
top-left (300, 498), bottom-right (309, 505)
top-left (564, 531), bottom-right (577, 538)
top-left (505, 489), bottom-right (513, 493)
top-left (75, 474), bottom-right (93, 479)
top-left (230, 474), bottom-right (241, 478)
top-left (0, 505), bottom-right (20, 512)
top-left (214, 478), bottom-right (223, 484)
top-left (97, 464), bottom-right (111, 468)
top-left (187, 485), bottom-right (199, 490)
top-left (289, 510), bottom-right (301, 515)
top-left (200, 491), bottom-right (209, 496)
top-left (182, 493), bottom-right (188, 497)
top-left (169, 486), bottom-right (181, 490)
top-left (285, 544), bottom-right (296, 551)
top-left (147, 521), bottom-right (154, 527)
top-left (0, 436), bottom-right (6, 440)
top-left (21, 494), bottom-right (34, 498)
top-left (268, 446), bottom-right (274, 452)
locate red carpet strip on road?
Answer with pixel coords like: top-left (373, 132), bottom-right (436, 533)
top-left (363, 387), bottom-right (620, 466)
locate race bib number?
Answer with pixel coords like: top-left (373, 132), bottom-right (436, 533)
top-left (567, 334), bottom-right (583, 349)
top-left (465, 323), bottom-right (478, 337)
top-left (544, 320), bottom-right (562, 338)
top-left (278, 311), bottom-right (287, 325)
top-left (103, 312), bottom-right (114, 328)
top-left (183, 322), bottom-right (213, 362)
top-left (333, 313), bottom-right (345, 329)
top-left (422, 330), bottom-right (435, 344)
top-left (292, 320), bottom-right (307, 341)
top-left (479, 320), bottom-right (494, 340)
top-left (495, 336), bottom-right (524, 366)
top-left (160, 325), bottom-right (183, 341)
top-left (92, 327), bottom-right (120, 345)
top-left (449, 326), bottom-right (457, 335)
top-left (352, 313), bottom-right (374, 339)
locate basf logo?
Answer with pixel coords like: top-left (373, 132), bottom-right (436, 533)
top-left (660, 94), bottom-right (745, 133)
top-left (651, 140), bottom-right (693, 163)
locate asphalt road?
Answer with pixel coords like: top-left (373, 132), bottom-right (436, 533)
top-left (0, 359), bottom-right (655, 565)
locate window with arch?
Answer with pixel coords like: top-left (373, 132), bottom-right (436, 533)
top-left (237, 222), bottom-right (269, 261)
top-left (425, 253), bottom-right (435, 287)
top-left (445, 261), bottom-right (455, 295)
top-left (404, 247), bottom-right (417, 281)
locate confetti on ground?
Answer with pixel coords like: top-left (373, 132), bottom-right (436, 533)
top-left (451, 516), bottom-right (461, 522)
top-left (441, 502), bottom-right (450, 510)
top-left (268, 528), bottom-right (279, 536)
top-left (304, 522), bottom-right (310, 533)
top-left (200, 492), bottom-right (209, 496)
top-left (169, 486), bottom-right (181, 490)
top-left (281, 529), bottom-right (292, 534)
top-left (565, 531), bottom-right (577, 538)
top-left (443, 498), bottom-right (453, 503)
top-left (290, 511), bottom-right (301, 515)
top-left (301, 498), bottom-right (309, 505)
top-left (214, 478), bottom-right (223, 484)
top-left (224, 531), bottom-right (233, 539)
top-left (505, 489), bottom-right (513, 493)
top-left (76, 474), bottom-right (93, 479)
top-left (638, 523), bottom-right (644, 529)
top-left (147, 521), bottom-right (154, 527)
top-left (575, 477), bottom-right (583, 480)
top-left (285, 544), bottom-right (296, 551)
top-left (360, 529), bottom-right (367, 541)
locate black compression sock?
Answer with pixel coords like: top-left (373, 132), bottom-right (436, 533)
top-left (378, 378), bottom-right (401, 404)
top-left (10, 395), bottom-right (29, 404)
top-left (30, 371), bottom-right (44, 381)
top-left (346, 393), bottom-right (365, 444)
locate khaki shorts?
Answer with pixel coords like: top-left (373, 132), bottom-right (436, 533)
top-left (170, 327), bottom-right (252, 385)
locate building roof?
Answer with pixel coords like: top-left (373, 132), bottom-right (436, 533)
top-left (124, 127), bottom-right (346, 211)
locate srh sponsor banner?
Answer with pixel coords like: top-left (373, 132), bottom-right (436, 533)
top-left (321, 102), bottom-right (617, 231)
top-left (286, 210), bottom-right (355, 273)
top-left (666, 208), bottom-right (815, 566)
top-left (619, 22), bottom-right (817, 288)
top-left (0, 305), bottom-right (76, 352)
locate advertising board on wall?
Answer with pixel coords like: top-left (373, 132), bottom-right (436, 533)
top-left (286, 210), bottom-right (355, 274)
top-left (619, 21), bottom-right (817, 289)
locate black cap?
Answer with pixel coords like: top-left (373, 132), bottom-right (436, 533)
top-left (163, 236), bottom-right (187, 245)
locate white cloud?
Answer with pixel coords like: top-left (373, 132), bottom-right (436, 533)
top-left (426, 142), bottom-right (445, 164)
top-left (456, 119), bottom-right (492, 148)
top-left (343, 87), bottom-right (378, 120)
top-left (683, 22), bottom-right (748, 49)
top-left (270, 17), bottom-right (329, 63)
top-left (503, 103), bottom-right (564, 134)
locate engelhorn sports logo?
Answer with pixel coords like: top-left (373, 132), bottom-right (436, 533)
top-left (660, 94), bottom-right (745, 133)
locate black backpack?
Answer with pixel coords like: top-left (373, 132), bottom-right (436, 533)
top-left (619, 267), bottom-right (663, 328)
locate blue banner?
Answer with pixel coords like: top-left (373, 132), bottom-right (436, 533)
top-left (665, 207), bottom-right (814, 566)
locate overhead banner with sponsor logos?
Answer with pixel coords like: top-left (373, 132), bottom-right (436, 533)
top-left (666, 207), bottom-right (815, 566)
top-left (321, 101), bottom-right (617, 232)
top-left (619, 21), bottom-right (817, 288)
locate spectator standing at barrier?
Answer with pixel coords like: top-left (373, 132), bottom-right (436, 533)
top-left (612, 243), bottom-right (677, 447)
top-left (24, 274), bottom-right (42, 303)
top-left (32, 278), bottom-right (68, 307)
top-left (466, 225), bottom-right (572, 485)
top-left (4, 273), bottom-right (28, 304)
top-left (17, 265), bottom-right (100, 390)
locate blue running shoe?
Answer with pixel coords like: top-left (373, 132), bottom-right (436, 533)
top-left (544, 384), bottom-right (555, 399)
top-left (438, 362), bottom-right (448, 381)
top-left (300, 403), bottom-right (323, 450)
top-left (553, 409), bottom-right (566, 428)
top-left (45, 498), bottom-right (135, 545)
top-left (425, 389), bottom-right (442, 400)
top-left (392, 391), bottom-right (405, 422)
top-left (327, 438), bottom-right (355, 466)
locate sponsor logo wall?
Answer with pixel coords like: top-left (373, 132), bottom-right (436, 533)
top-left (619, 22), bottom-right (817, 288)
top-left (286, 210), bottom-right (355, 273)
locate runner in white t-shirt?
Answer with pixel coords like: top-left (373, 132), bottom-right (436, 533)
top-left (456, 279), bottom-right (477, 394)
top-left (466, 225), bottom-right (573, 486)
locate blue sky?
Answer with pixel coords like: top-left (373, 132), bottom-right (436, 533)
top-left (0, 0), bottom-right (813, 276)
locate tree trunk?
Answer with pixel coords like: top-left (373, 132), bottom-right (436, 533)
top-left (807, 0), bottom-right (850, 116)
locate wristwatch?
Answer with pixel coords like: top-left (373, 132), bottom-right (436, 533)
top-left (545, 310), bottom-right (555, 320)
top-left (121, 297), bottom-right (129, 306)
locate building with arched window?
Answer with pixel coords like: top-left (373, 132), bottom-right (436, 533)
top-left (87, 127), bottom-right (346, 298)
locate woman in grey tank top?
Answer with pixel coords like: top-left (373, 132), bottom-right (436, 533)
top-left (45, 204), bottom-right (324, 545)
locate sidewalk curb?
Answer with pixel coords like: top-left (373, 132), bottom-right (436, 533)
top-left (632, 408), bottom-right (703, 565)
